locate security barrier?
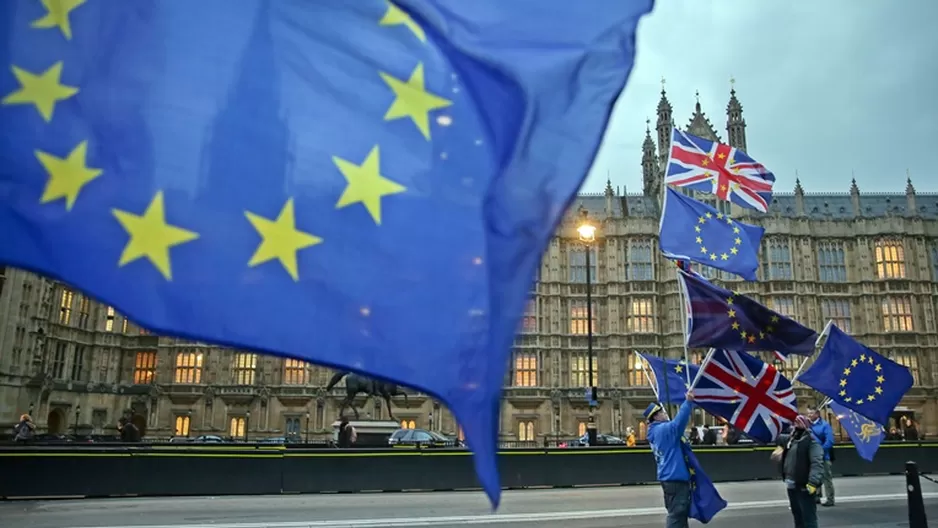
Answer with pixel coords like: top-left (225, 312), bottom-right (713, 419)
top-left (1, 441), bottom-right (934, 499)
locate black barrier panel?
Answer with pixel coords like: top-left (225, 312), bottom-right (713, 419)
top-left (1, 442), bottom-right (935, 500)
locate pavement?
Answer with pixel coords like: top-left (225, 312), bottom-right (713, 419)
top-left (0, 476), bottom-right (935, 528)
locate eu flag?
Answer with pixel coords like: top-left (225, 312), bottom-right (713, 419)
top-left (682, 438), bottom-right (727, 523)
top-left (829, 400), bottom-right (884, 462)
top-left (677, 269), bottom-right (819, 355)
top-left (660, 187), bottom-right (764, 280)
top-left (0, 0), bottom-right (654, 507)
top-left (798, 325), bottom-right (913, 426)
top-left (637, 352), bottom-right (699, 405)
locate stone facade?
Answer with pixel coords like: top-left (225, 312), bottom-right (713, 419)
top-left (1, 86), bottom-right (937, 443)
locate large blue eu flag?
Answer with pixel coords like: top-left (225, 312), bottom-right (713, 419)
top-left (678, 269), bottom-right (818, 355)
top-left (0, 0), bottom-right (654, 507)
top-left (799, 325), bottom-right (913, 426)
top-left (659, 187), bottom-right (764, 280)
top-left (637, 352), bottom-right (699, 405)
top-left (829, 400), bottom-right (884, 462)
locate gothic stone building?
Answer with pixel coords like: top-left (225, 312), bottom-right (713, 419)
top-left (1, 86), bottom-right (937, 443)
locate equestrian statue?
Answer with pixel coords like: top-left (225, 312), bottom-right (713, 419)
top-left (325, 371), bottom-right (409, 421)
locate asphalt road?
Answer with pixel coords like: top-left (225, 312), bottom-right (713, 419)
top-left (0, 476), bottom-right (934, 528)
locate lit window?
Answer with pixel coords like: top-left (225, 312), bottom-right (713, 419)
top-left (233, 353), bottom-right (257, 385)
top-left (174, 351), bottom-right (203, 384)
top-left (284, 359), bottom-right (310, 385)
top-left (874, 239), bottom-right (906, 279)
top-left (133, 351), bottom-right (156, 384)
top-left (514, 353), bottom-right (537, 387)
top-left (175, 415), bottom-right (190, 436)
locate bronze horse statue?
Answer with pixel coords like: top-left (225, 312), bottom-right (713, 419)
top-left (325, 371), bottom-right (409, 420)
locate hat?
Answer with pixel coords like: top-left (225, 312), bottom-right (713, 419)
top-left (793, 415), bottom-right (811, 430)
top-left (644, 402), bottom-right (663, 421)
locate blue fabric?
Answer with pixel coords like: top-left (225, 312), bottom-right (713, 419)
top-left (0, 0), bottom-right (654, 508)
top-left (648, 400), bottom-right (694, 482)
top-left (829, 400), bottom-right (884, 462)
top-left (799, 325), bottom-right (914, 426)
top-left (681, 439), bottom-right (727, 523)
top-left (659, 187), bottom-right (764, 280)
top-left (678, 269), bottom-right (819, 356)
top-left (810, 418), bottom-right (834, 460)
top-left (638, 352), bottom-right (699, 404)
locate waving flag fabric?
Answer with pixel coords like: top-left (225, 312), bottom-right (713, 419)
top-left (678, 269), bottom-right (818, 356)
top-left (664, 128), bottom-right (775, 212)
top-left (0, 0), bottom-right (655, 507)
top-left (799, 325), bottom-right (913, 426)
top-left (692, 349), bottom-right (798, 443)
top-left (659, 187), bottom-right (764, 280)
top-left (829, 400), bottom-right (884, 462)
top-left (637, 352), bottom-right (699, 405)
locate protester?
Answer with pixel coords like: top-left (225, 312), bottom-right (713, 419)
top-left (645, 393), bottom-right (695, 528)
top-left (777, 415), bottom-right (824, 528)
top-left (807, 406), bottom-right (835, 506)
top-left (337, 416), bottom-right (357, 448)
top-left (13, 413), bottom-right (35, 443)
top-left (118, 417), bottom-right (141, 442)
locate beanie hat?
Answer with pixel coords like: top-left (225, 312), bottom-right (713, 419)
top-left (793, 415), bottom-right (811, 430)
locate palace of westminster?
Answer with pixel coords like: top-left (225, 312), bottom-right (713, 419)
top-left (1, 86), bottom-right (937, 443)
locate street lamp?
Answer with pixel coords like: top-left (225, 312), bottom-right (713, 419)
top-left (74, 404), bottom-right (81, 437)
top-left (245, 410), bottom-right (251, 443)
top-left (305, 411), bottom-right (310, 443)
top-left (577, 208), bottom-right (598, 447)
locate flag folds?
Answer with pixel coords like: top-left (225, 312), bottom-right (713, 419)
top-left (637, 352), bottom-right (698, 405)
top-left (664, 128), bottom-right (776, 212)
top-left (678, 269), bottom-right (818, 355)
top-left (798, 325), bottom-right (913, 426)
top-left (692, 349), bottom-right (798, 444)
top-left (682, 439), bottom-right (728, 523)
top-left (829, 400), bottom-right (884, 462)
top-left (659, 187), bottom-right (764, 280)
top-left (0, 0), bottom-right (655, 507)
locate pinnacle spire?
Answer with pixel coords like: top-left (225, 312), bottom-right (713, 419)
top-left (906, 175), bottom-right (915, 195)
top-left (849, 177), bottom-right (859, 194)
top-left (794, 177), bottom-right (804, 195)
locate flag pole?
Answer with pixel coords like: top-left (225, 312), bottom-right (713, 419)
top-left (688, 348), bottom-right (715, 392)
top-left (791, 320), bottom-right (834, 384)
top-left (635, 351), bottom-right (660, 401)
top-left (675, 264), bottom-right (693, 387)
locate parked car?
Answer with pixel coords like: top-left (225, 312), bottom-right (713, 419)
top-left (387, 428), bottom-right (461, 448)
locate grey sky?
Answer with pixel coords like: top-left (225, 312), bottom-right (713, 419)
top-left (584, 0), bottom-right (938, 195)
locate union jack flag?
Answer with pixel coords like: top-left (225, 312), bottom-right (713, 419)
top-left (664, 128), bottom-right (776, 212)
top-left (691, 349), bottom-right (798, 443)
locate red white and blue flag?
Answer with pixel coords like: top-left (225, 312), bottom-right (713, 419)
top-left (691, 349), bottom-right (798, 443)
top-left (665, 128), bottom-right (775, 213)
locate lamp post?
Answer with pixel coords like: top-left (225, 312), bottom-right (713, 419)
top-left (245, 410), bottom-right (251, 443)
top-left (74, 404), bottom-right (81, 437)
top-left (577, 209), bottom-right (598, 447)
top-left (305, 411), bottom-right (310, 443)
top-left (186, 409), bottom-right (192, 438)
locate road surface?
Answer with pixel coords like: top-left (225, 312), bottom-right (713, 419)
top-left (0, 475), bottom-right (934, 527)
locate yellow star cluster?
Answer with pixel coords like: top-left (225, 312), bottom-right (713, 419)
top-left (726, 293), bottom-right (779, 345)
top-left (837, 353), bottom-right (885, 405)
top-left (694, 211), bottom-right (743, 263)
top-left (3, 0), bottom-right (449, 284)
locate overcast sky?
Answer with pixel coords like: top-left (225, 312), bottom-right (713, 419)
top-left (584, 0), bottom-right (938, 195)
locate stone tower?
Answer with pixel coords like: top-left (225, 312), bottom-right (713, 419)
top-left (641, 119), bottom-right (658, 197)
top-left (726, 79), bottom-right (747, 152)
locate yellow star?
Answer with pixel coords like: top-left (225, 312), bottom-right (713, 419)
top-left (759, 332), bottom-right (765, 339)
top-left (868, 356), bottom-right (874, 364)
top-left (725, 217), bottom-right (733, 225)
top-left (734, 237), bottom-right (742, 245)
top-left (111, 191), bottom-right (199, 281)
top-left (35, 140), bottom-right (102, 211)
top-left (771, 315), bottom-right (780, 323)
top-left (733, 226), bottom-right (740, 234)
top-left (721, 253), bottom-right (729, 260)
top-left (695, 236), bottom-right (702, 243)
top-left (860, 354), bottom-right (866, 362)
top-left (333, 145), bottom-right (406, 225)
top-left (851, 359), bottom-right (858, 367)
top-left (748, 335), bottom-right (756, 343)
top-left (700, 246), bottom-right (707, 254)
top-left (875, 386), bottom-right (883, 394)
top-left (867, 394), bottom-right (875, 402)
top-left (698, 216), bottom-right (706, 224)
top-left (731, 322), bottom-right (740, 330)
top-left (717, 153), bottom-right (726, 159)
top-left (839, 379), bottom-right (846, 387)
top-left (245, 198), bottom-right (322, 281)
top-left (694, 226), bottom-right (701, 233)
top-left (716, 213), bottom-right (724, 219)
top-left (728, 158), bottom-right (735, 164)
top-left (843, 367), bottom-right (851, 376)
top-left (740, 331), bottom-right (747, 338)
top-left (31, 0), bottom-right (87, 40)
top-left (839, 390), bottom-right (846, 396)
top-left (855, 399), bottom-right (863, 405)
top-left (720, 184), bottom-right (727, 191)
top-left (675, 364), bottom-right (683, 373)
top-left (874, 364), bottom-right (882, 372)
top-left (379, 63), bottom-right (452, 140)
top-left (378, 0), bottom-right (426, 42)
top-left (728, 309), bottom-right (736, 318)
top-left (700, 158), bottom-right (710, 166)
top-left (2, 62), bottom-right (78, 122)
top-left (705, 212), bottom-right (712, 218)
top-left (709, 253), bottom-right (717, 260)
top-left (730, 247), bottom-right (739, 255)
top-left (876, 375), bottom-right (884, 383)
top-left (845, 397), bottom-right (852, 403)
top-left (766, 325), bottom-right (774, 333)
top-left (726, 297), bottom-right (734, 305)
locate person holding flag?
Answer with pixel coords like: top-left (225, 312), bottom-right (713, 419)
top-left (777, 415), bottom-right (825, 528)
top-left (807, 406), bottom-right (836, 507)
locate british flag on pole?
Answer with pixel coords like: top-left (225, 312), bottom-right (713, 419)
top-left (665, 128), bottom-right (776, 213)
top-left (691, 349), bottom-right (798, 443)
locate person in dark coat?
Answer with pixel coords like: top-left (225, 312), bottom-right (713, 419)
top-left (777, 415), bottom-right (824, 528)
top-left (118, 417), bottom-right (141, 442)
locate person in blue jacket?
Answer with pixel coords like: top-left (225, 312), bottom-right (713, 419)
top-left (807, 405), bottom-right (835, 506)
top-left (645, 392), bottom-right (695, 528)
